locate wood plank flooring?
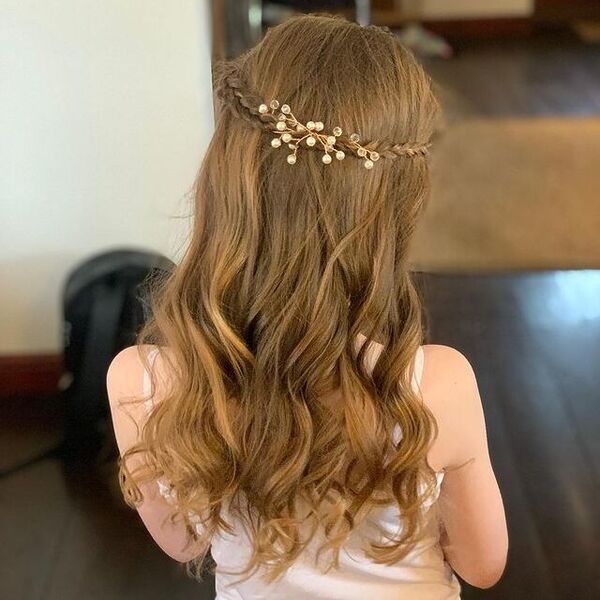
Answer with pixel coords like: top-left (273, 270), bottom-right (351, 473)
top-left (416, 271), bottom-right (600, 599)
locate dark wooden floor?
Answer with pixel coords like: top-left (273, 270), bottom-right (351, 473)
top-left (0, 456), bottom-right (212, 599)
top-left (2, 32), bottom-right (600, 600)
top-left (417, 271), bottom-right (600, 599)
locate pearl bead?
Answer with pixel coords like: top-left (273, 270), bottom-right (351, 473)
top-left (326, 136), bottom-right (336, 145)
top-left (322, 153), bottom-right (332, 164)
top-left (306, 136), bottom-right (316, 147)
top-left (276, 121), bottom-right (286, 131)
top-left (259, 104), bottom-right (268, 114)
top-left (278, 113), bottom-right (287, 121)
top-left (296, 124), bottom-right (303, 132)
top-left (315, 121), bottom-right (324, 131)
top-left (333, 127), bottom-right (342, 137)
top-left (287, 154), bottom-right (297, 164)
top-left (307, 121), bottom-right (316, 130)
top-left (370, 151), bottom-right (380, 161)
top-left (357, 148), bottom-right (367, 157)
top-left (350, 133), bottom-right (360, 143)
top-left (271, 138), bottom-right (282, 148)
top-left (270, 100), bottom-right (280, 109)
top-left (281, 104), bottom-right (291, 114)
top-left (335, 150), bottom-right (345, 160)
top-left (281, 133), bottom-right (292, 143)
top-left (364, 159), bottom-right (374, 169)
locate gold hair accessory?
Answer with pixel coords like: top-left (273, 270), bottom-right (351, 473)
top-left (258, 99), bottom-right (381, 169)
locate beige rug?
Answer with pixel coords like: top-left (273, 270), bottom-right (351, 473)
top-left (410, 118), bottom-right (600, 272)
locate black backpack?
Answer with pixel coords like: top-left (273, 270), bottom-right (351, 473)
top-left (60, 248), bottom-right (173, 459)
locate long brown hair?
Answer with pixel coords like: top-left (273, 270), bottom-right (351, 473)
top-left (120, 13), bottom-right (440, 581)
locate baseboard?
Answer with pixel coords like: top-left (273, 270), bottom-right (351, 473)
top-left (0, 354), bottom-right (63, 397)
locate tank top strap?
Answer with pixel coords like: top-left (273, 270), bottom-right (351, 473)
top-left (142, 347), bottom-right (161, 415)
top-left (392, 346), bottom-right (425, 446)
top-left (412, 346), bottom-right (425, 393)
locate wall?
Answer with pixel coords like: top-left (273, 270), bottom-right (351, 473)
top-left (0, 1), bottom-right (214, 354)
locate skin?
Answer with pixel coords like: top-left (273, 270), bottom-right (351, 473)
top-left (419, 345), bottom-right (508, 589)
top-left (107, 342), bottom-right (508, 588)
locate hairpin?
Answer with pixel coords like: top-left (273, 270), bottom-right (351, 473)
top-left (258, 100), bottom-right (381, 169)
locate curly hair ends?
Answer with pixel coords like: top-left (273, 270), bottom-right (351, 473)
top-left (120, 13), bottom-right (441, 582)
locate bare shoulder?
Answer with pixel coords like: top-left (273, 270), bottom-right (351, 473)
top-left (420, 344), bottom-right (479, 398)
top-left (106, 344), bottom-right (156, 404)
top-left (106, 344), bottom-right (175, 417)
top-left (422, 344), bottom-right (476, 378)
top-left (420, 344), bottom-right (484, 470)
top-left (106, 344), bottom-right (173, 456)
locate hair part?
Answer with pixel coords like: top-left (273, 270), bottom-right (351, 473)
top-left (120, 13), bottom-right (440, 582)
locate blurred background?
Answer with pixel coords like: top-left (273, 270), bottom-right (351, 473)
top-left (1, 1), bottom-right (599, 599)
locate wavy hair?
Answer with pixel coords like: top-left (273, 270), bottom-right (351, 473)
top-left (120, 13), bottom-right (440, 582)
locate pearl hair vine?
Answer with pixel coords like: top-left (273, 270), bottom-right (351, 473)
top-left (258, 99), bottom-right (381, 169)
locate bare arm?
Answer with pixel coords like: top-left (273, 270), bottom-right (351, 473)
top-left (422, 345), bottom-right (508, 589)
top-left (106, 346), bottom-right (202, 562)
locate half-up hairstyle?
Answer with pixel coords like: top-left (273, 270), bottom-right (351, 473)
top-left (120, 13), bottom-right (441, 582)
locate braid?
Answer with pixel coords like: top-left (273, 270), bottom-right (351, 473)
top-left (366, 140), bottom-right (431, 159)
top-left (213, 62), bottom-right (272, 132)
top-left (213, 62), bottom-right (431, 161)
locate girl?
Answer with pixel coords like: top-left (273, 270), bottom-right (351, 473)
top-left (107, 14), bottom-right (507, 599)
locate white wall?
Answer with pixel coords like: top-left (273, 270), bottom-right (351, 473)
top-left (0, 1), bottom-right (214, 354)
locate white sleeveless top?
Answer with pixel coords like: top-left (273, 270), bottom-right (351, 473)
top-left (142, 340), bottom-right (461, 599)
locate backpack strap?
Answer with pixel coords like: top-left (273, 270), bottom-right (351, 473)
top-left (64, 278), bottom-right (129, 454)
top-left (392, 346), bottom-right (425, 446)
top-left (74, 280), bottom-right (128, 422)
